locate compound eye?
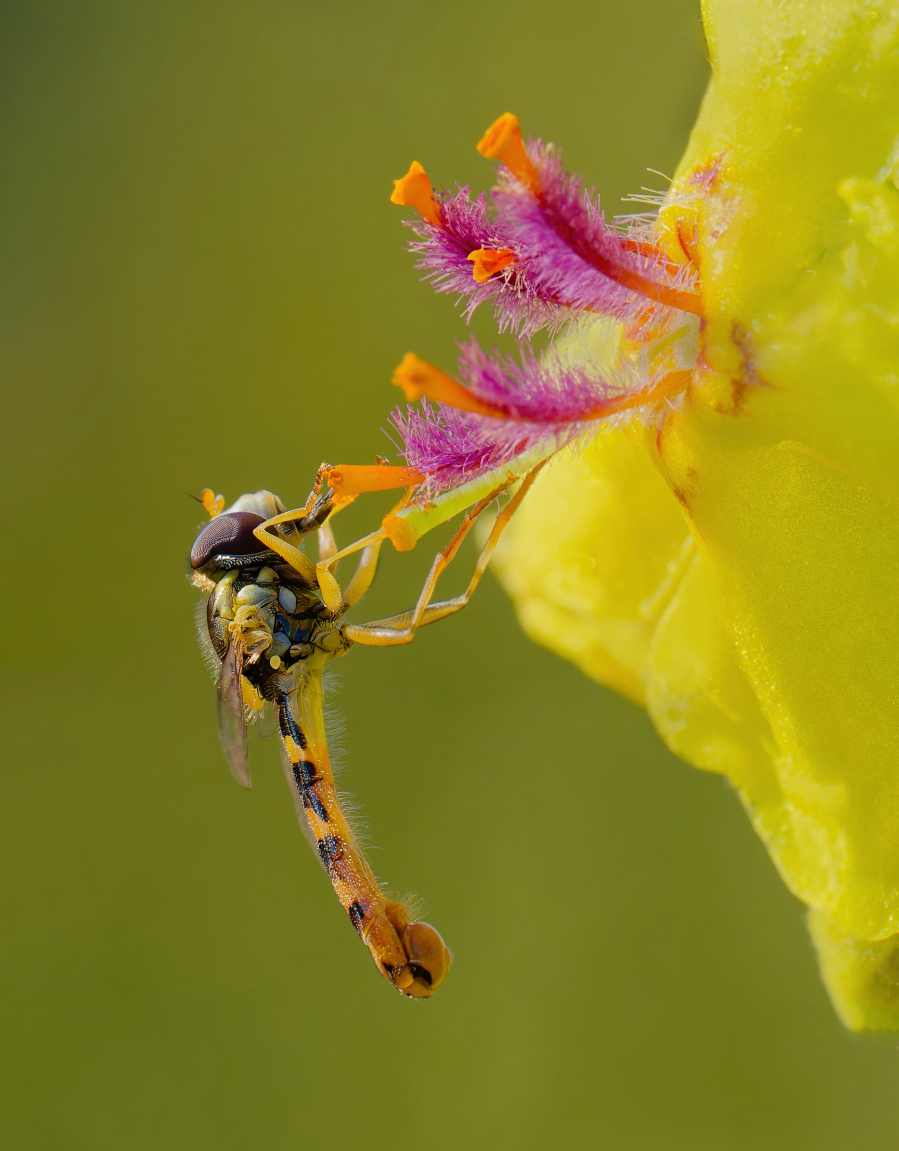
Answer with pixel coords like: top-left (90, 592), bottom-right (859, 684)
top-left (190, 511), bottom-right (266, 569)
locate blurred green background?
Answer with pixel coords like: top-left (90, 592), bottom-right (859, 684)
top-left (3, 1), bottom-right (899, 1148)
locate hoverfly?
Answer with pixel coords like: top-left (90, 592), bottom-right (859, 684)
top-left (189, 462), bottom-right (543, 997)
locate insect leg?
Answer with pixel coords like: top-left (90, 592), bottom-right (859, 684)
top-left (253, 511), bottom-right (318, 584)
top-left (317, 519), bottom-right (338, 563)
top-left (344, 463), bottom-right (544, 647)
top-left (340, 536), bottom-right (385, 609)
top-left (315, 529), bottom-right (389, 614)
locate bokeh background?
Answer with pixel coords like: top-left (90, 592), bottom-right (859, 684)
top-left (3, 1), bottom-right (899, 1147)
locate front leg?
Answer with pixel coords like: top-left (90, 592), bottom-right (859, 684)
top-left (316, 528), bottom-right (389, 615)
top-left (317, 519), bottom-right (338, 564)
top-left (253, 509), bottom-right (318, 584)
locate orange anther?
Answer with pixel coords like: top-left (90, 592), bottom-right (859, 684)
top-left (201, 489), bottom-right (224, 518)
top-left (392, 352), bottom-right (507, 417)
top-left (467, 247), bottom-right (515, 283)
top-left (325, 464), bottom-right (425, 500)
top-left (390, 161), bottom-right (442, 227)
top-left (476, 113), bottom-right (540, 194)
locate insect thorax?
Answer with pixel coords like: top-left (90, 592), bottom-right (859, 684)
top-left (203, 562), bottom-right (331, 695)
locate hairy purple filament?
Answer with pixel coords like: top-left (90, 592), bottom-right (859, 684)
top-left (389, 339), bottom-right (677, 495)
top-left (392, 122), bottom-right (699, 493)
top-left (405, 140), bottom-right (697, 339)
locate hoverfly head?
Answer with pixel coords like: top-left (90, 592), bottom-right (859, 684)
top-left (190, 509), bottom-right (272, 570)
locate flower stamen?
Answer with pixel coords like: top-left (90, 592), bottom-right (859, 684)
top-left (579, 368), bottom-right (692, 418)
top-left (621, 237), bottom-right (690, 280)
top-left (476, 113), bottom-right (541, 194)
top-left (552, 214), bottom-right (702, 315)
top-left (467, 247), bottom-right (516, 282)
top-left (326, 463), bottom-right (425, 500)
top-left (392, 352), bottom-right (506, 417)
top-left (397, 348), bottom-right (693, 426)
top-left (390, 161), bottom-right (442, 227)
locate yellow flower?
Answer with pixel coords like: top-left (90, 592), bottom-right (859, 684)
top-left (492, 0), bottom-right (899, 1030)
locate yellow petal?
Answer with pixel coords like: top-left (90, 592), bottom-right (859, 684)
top-left (494, 0), bottom-right (899, 1029)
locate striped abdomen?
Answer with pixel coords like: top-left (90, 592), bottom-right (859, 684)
top-left (275, 676), bottom-right (450, 998)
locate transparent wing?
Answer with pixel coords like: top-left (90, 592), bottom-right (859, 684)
top-left (256, 702), bottom-right (279, 740)
top-left (217, 639), bottom-right (251, 788)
